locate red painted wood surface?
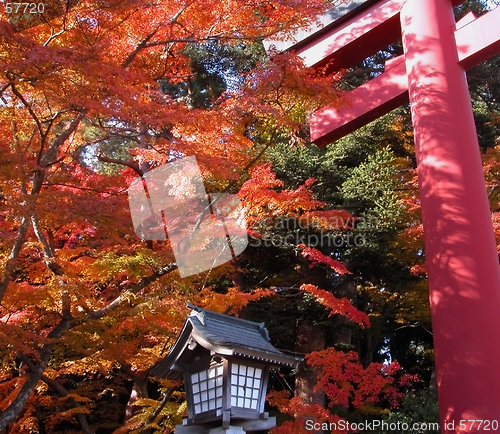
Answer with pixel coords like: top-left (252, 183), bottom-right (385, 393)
top-left (401, 0), bottom-right (500, 428)
top-left (296, 0), bottom-right (463, 71)
top-left (311, 56), bottom-right (408, 146)
top-left (310, 5), bottom-right (500, 144)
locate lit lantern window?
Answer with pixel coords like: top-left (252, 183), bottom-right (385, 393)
top-left (151, 304), bottom-right (302, 433)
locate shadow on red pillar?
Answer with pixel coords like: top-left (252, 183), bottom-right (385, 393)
top-left (401, 0), bottom-right (500, 430)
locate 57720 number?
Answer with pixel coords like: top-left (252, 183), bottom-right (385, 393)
top-left (4, 3), bottom-right (44, 13)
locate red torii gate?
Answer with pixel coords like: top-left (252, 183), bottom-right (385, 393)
top-left (275, 0), bottom-right (500, 430)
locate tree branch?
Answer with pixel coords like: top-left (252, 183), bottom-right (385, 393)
top-left (0, 316), bottom-right (72, 431)
top-left (9, 82), bottom-right (44, 144)
top-left (39, 112), bottom-right (84, 167)
top-left (89, 263), bottom-right (178, 320)
top-left (0, 166), bottom-right (48, 306)
top-left (0, 217), bottom-right (30, 305)
top-left (193, 135), bottom-right (276, 232)
top-left (0, 260), bottom-right (177, 429)
top-left (19, 354), bottom-right (94, 434)
top-left (140, 387), bottom-right (175, 433)
top-left (122, 24), bottom-right (163, 68)
top-left (42, 182), bottom-right (125, 195)
top-left (97, 154), bottom-right (144, 176)
top-left (122, 1), bottom-right (194, 68)
top-left (41, 375), bottom-right (94, 434)
top-left (43, 26), bottom-right (66, 46)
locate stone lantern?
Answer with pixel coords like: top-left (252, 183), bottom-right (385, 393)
top-left (151, 304), bottom-right (302, 433)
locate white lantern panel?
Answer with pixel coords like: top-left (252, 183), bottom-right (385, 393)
top-left (191, 363), bottom-right (224, 415)
top-left (230, 362), bottom-right (264, 411)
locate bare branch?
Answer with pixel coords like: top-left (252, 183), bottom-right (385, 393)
top-left (122, 1), bottom-right (194, 68)
top-left (42, 182), bottom-right (125, 195)
top-left (31, 214), bottom-right (65, 276)
top-left (0, 317), bottom-right (72, 431)
top-left (0, 82), bottom-right (10, 99)
top-left (97, 154), bottom-right (144, 176)
top-left (44, 27), bottom-right (66, 46)
top-left (9, 82), bottom-right (44, 143)
top-left (0, 217), bottom-right (30, 305)
top-left (39, 112), bottom-right (84, 167)
top-left (19, 354), bottom-right (94, 434)
top-left (140, 387), bottom-right (175, 433)
top-left (89, 263), bottom-right (178, 320)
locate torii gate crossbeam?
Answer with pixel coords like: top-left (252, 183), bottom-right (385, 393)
top-left (311, 7), bottom-right (500, 145)
top-left (280, 0), bottom-right (500, 430)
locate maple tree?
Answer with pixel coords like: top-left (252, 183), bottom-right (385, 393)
top-left (267, 349), bottom-right (417, 434)
top-left (0, 0), bottom-right (360, 431)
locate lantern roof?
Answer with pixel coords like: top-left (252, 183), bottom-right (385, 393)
top-left (151, 304), bottom-right (302, 379)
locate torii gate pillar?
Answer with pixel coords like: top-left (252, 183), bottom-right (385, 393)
top-left (272, 0), bottom-right (500, 429)
top-left (401, 0), bottom-right (500, 426)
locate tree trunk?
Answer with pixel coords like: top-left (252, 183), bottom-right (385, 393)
top-left (295, 317), bottom-right (325, 407)
top-left (124, 369), bottom-right (149, 421)
top-left (331, 276), bottom-right (355, 347)
top-left (0, 318), bottom-right (71, 431)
